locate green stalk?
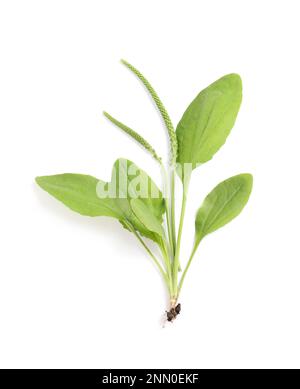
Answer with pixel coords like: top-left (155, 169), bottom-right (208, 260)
top-left (170, 168), bottom-right (177, 257)
top-left (172, 170), bottom-right (192, 298)
top-left (124, 222), bottom-right (171, 293)
top-left (160, 238), bottom-right (174, 296)
top-left (161, 165), bottom-right (175, 257)
top-left (178, 243), bottom-right (198, 295)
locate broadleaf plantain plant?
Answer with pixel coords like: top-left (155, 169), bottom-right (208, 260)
top-left (36, 60), bottom-right (253, 322)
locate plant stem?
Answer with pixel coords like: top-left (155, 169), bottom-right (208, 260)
top-left (172, 191), bottom-right (187, 295)
top-left (160, 238), bottom-right (174, 296)
top-left (177, 243), bottom-right (198, 294)
top-left (170, 168), bottom-right (177, 255)
top-left (172, 170), bottom-right (191, 298)
top-left (125, 222), bottom-right (171, 292)
top-left (161, 165), bottom-right (175, 257)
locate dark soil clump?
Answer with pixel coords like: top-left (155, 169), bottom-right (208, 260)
top-left (166, 303), bottom-right (181, 322)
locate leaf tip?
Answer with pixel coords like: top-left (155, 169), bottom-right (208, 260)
top-left (35, 176), bottom-right (42, 185)
top-left (236, 173), bottom-right (254, 197)
top-left (240, 172), bottom-right (253, 185)
top-left (35, 175), bottom-right (49, 190)
top-left (224, 73), bottom-right (242, 89)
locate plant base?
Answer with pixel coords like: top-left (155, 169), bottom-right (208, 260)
top-left (166, 301), bottom-right (181, 322)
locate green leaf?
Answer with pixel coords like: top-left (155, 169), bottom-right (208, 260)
top-left (35, 174), bottom-right (121, 218)
top-left (36, 160), bottom-right (166, 244)
top-left (131, 198), bottom-right (164, 237)
top-left (195, 173), bottom-right (253, 245)
top-left (176, 74), bottom-right (242, 170)
top-left (111, 158), bottom-right (165, 242)
top-left (178, 174), bottom-right (252, 295)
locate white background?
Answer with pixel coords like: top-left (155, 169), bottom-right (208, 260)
top-left (0, 0), bottom-right (299, 368)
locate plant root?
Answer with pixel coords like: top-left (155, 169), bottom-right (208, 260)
top-left (166, 303), bottom-right (181, 322)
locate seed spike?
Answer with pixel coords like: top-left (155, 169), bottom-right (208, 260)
top-left (103, 111), bottom-right (162, 163)
top-left (120, 59), bottom-right (177, 165)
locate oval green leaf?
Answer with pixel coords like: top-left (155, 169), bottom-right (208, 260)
top-left (131, 198), bottom-right (164, 237)
top-left (176, 74), bottom-right (242, 170)
top-left (35, 174), bottom-right (121, 218)
top-left (112, 158), bottom-right (165, 242)
top-left (36, 159), bottom-right (165, 244)
top-left (195, 173), bottom-right (253, 244)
